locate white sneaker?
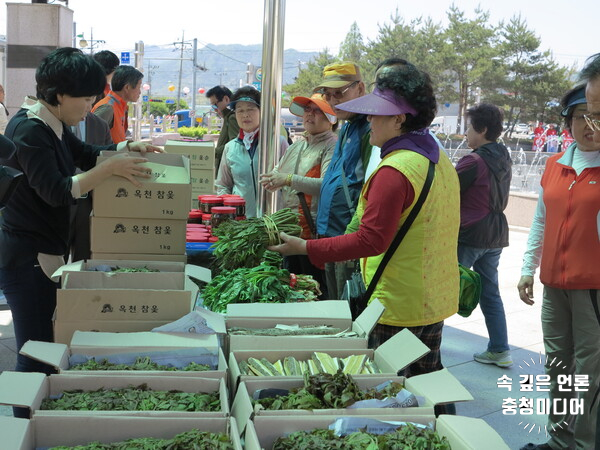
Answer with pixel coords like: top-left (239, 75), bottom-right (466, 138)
top-left (473, 350), bottom-right (513, 368)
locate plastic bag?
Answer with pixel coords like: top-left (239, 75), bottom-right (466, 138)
top-left (457, 263), bottom-right (481, 317)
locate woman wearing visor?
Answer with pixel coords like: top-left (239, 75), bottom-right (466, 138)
top-left (260, 93), bottom-right (337, 297)
top-left (269, 62), bottom-right (460, 385)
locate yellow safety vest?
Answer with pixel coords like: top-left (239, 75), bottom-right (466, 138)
top-left (357, 149), bottom-right (460, 327)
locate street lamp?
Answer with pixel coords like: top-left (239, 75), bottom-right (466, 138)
top-left (77, 30), bottom-right (105, 54)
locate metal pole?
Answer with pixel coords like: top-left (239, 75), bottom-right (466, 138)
top-left (133, 41), bottom-right (144, 142)
top-left (192, 38), bottom-right (198, 125)
top-left (257, 0), bottom-right (286, 217)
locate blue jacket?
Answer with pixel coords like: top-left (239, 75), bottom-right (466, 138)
top-left (316, 115), bottom-right (371, 237)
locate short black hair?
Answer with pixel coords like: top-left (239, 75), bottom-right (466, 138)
top-left (36, 47), bottom-right (106, 106)
top-left (375, 62), bottom-right (437, 132)
top-left (579, 53), bottom-right (600, 83)
top-left (560, 84), bottom-right (586, 130)
top-left (111, 66), bottom-right (144, 92)
top-left (206, 85), bottom-right (233, 101)
top-left (230, 86), bottom-right (261, 109)
top-left (467, 103), bottom-right (504, 141)
top-left (93, 50), bottom-right (120, 75)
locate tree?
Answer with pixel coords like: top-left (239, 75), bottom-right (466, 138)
top-left (484, 15), bottom-right (573, 135)
top-left (440, 5), bottom-right (500, 133)
top-left (283, 49), bottom-right (338, 98)
top-left (339, 22), bottom-right (365, 62)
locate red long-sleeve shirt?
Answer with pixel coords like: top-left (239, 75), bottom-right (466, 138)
top-left (307, 166), bottom-right (415, 268)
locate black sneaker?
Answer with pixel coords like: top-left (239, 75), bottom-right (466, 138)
top-left (519, 443), bottom-right (552, 450)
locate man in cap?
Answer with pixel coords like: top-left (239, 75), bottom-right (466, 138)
top-left (206, 85), bottom-right (240, 171)
top-left (313, 61), bottom-right (372, 300)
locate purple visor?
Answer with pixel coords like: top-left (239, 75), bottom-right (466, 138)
top-left (335, 88), bottom-right (418, 116)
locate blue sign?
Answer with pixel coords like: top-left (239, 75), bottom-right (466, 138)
top-left (142, 95), bottom-right (149, 102)
top-left (120, 52), bottom-right (130, 64)
top-left (252, 81), bottom-right (262, 91)
top-left (165, 99), bottom-right (175, 104)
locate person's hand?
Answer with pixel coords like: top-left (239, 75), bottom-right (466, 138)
top-left (128, 141), bottom-right (164, 154)
top-left (103, 153), bottom-right (151, 187)
top-left (267, 231), bottom-right (308, 256)
top-left (517, 275), bottom-right (535, 305)
top-left (260, 172), bottom-right (288, 192)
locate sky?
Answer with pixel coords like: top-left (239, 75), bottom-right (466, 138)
top-left (1, 0), bottom-right (598, 70)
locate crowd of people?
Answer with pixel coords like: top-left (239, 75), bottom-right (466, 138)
top-left (0, 45), bottom-right (599, 449)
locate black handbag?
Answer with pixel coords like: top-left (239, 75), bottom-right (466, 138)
top-left (342, 160), bottom-right (435, 320)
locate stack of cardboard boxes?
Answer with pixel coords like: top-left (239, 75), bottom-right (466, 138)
top-left (163, 140), bottom-right (216, 210)
top-left (90, 151), bottom-right (192, 262)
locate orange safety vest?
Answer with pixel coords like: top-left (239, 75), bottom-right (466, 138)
top-left (540, 151), bottom-right (600, 289)
top-left (92, 91), bottom-right (128, 144)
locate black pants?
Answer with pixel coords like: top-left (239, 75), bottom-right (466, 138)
top-left (0, 260), bottom-right (58, 417)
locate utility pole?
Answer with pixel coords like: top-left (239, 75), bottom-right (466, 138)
top-left (176, 31), bottom-right (186, 111)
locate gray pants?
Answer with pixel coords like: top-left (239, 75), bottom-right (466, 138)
top-left (542, 286), bottom-right (600, 450)
top-left (324, 260), bottom-right (356, 300)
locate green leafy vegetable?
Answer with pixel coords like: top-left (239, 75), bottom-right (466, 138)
top-left (40, 384), bottom-right (220, 412)
top-left (272, 423), bottom-right (451, 449)
top-left (256, 370), bottom-right (404, 410)
top-left (201, 263), bottom-right (319, 313)
top-left (49, 428), bottom-right (234, 449)
top-left (70, 356), bottom-right (211, 372)
top-left (211, 208), bottom-right (302, 272)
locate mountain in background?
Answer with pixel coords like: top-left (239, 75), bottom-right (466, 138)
top-left (140, 43), bottom-right (319, 101)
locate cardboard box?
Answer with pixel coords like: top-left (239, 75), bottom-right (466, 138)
top-left (232, 369), bottom-right (473, 433)
top-left (94, 151), bottom-right (192, 219)
top-left (0, 415), bottom-right (242, 450)
top-left (53, 319), bottom-right (177, 345)
top-left (52, 260), bottom-right (188, 290)
top-left (91, 252), bottom-right (188, 263)
top-left (191, 168), bottom-right (216, 194)
top-left (20, 338), bottom-right (228, 379)
top-left (227, 299), bottom-right (385, 352)
top-left (245, 414), bottom-right (509, 450)
top-left (164, 139), bottom-right (215, 170)
top-left (90, 215), bottom-right (187, 254)
top-left (228, 329), bottom-right (430, 394)
top-left (226, 300), bottom-right (353, 329)
top-left (0, 372), bottom-right (229, 418)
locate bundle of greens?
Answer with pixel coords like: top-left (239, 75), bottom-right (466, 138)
top-left (211, 208), bottom-right (302, 272)
top-left (272, 423), bottom-right (451, 449)
top-left (108, 266), bottom-right (160, 273)
top-left (49, 429), bottom-right (234, 449)
top-left (70, 356), bottom-right (211, 372)
top-left (256, 370), bottom-right (404, 410)
top-left (239, 352), bottom-right (380, 377)
top-left (40, 384), bottom-right (220, 412)
top-left (201, 263), bottom-right (320, 313)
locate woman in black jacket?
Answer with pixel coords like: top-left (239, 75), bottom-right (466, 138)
top-left (0, 48), bottom-right (158, 385)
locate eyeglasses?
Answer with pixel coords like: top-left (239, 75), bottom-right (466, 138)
top-left (303, 106), bottom-right (322, 115)
top-left (318, 81), bottom-right (358, 100)
top-left (583, 114), bottom-right (600, 131)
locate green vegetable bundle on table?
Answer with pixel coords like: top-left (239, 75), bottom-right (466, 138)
top-left (211, 208), bottom-right (302, 272)
top-left (239, 352), bottom-right (381, 377)
top-left (255, 370), bottom-right (404, 410)
top-left (201, 263), bottom-right (321, 313)
top-left (40, 384), bottom-right (221, 412)
top-left (272, 423), bottom-right (451, 449)
top-left (70, 356), bottom-right (211, 372)
top-left (49, 429), bottom-right (234, 450)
